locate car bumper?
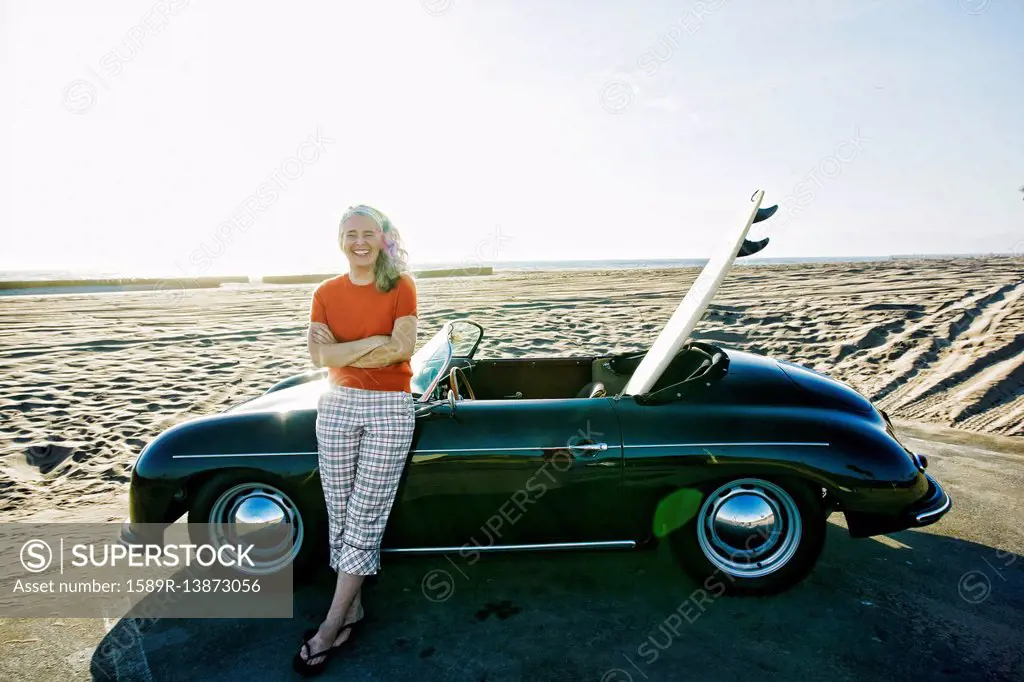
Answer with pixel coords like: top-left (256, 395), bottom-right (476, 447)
top-left (846, 474), bottom-right (952, 537)
top-left (908, 473), bottom-right (952, 526)
top-left (118, 518), bottom-right (170, 548)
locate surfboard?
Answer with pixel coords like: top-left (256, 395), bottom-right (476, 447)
top-left (622, 190), bottom-right (776, 396)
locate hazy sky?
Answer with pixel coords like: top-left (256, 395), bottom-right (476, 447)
top-left (2, 0), bottom-right (1022, 277)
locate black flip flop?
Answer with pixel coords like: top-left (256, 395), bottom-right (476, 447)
top-left (292, 621), bottom-right (361, 677)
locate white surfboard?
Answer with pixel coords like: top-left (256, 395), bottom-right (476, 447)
top-left (623, 190), bottom-right (773, 396)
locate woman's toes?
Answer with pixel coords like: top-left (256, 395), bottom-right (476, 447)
top-left (302, 632), bottom-right (329, 662)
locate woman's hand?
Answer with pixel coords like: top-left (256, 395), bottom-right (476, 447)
top-left (347, 318), bottom-right (417, 369)
top-left (310, 323), bottom-right (337, 345)
top-left (347, 335), bottom-right (398, 368)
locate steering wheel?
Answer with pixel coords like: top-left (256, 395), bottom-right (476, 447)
top-left (448, 366), bottom-right (476, 401)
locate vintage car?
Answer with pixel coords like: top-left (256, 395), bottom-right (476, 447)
top-left (121, 193), bottom-right (951, 595)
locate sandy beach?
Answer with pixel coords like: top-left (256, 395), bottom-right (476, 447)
top-left (1, 256), bottom-right (1021, 523)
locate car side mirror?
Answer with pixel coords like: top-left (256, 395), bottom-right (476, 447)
top-left (447, 389), bottom-right (457, 414)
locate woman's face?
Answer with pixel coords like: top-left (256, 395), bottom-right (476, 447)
top-left (340, 215), bottom-right (383, 268)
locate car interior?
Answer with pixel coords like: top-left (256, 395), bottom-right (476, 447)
top-left (436, 338), bottom-right (728, 402)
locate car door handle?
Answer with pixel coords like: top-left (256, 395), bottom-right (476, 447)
top-left (569, 442), bottom-right (608, 457)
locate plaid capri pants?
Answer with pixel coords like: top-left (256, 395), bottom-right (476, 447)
top-left (315, 385), bottom-right (416, 575)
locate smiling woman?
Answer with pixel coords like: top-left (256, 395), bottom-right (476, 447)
top-left (296, 204), bottom-right (419, 677)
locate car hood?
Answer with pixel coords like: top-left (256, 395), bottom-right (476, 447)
top-left (225, 378), bottom-right (329, 414)
top-left (776, 360), bottom-right (876, 415)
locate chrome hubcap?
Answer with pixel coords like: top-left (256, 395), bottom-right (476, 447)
top-left (207, 482), bottom-right (303, 575)
top-left (696, 479), bottom-right (801, 579)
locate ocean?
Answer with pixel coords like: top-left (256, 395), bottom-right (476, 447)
top-left (0, 255), bottom-right (971, 284)
top-left (0, 254), bottom-right (1001, 296)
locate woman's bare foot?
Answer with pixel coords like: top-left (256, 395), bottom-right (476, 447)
top-left (298, 605), bottom-right (365, 663)
top-left (329, 604), bottom-right (364, 645)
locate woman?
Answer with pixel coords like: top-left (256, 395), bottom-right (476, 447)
top-left (294, 204), bottom-right (418, 676)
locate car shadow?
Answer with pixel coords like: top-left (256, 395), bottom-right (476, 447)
top-left (90, 522), bottom-right (1023, 681)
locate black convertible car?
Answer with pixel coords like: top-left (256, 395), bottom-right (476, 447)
top-left (121, 192), bottom-right (950, 595)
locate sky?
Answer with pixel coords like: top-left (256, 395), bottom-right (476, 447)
top-left (2, 0), bottom-right (1022, 278)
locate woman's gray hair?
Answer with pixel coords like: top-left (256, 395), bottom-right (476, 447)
top-left (340, 204), bottom-right (410, 292)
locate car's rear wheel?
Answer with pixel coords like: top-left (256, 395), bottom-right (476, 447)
top-left (670, 477), bottom-right (826, 596)
top-left (187, 471), bottom-right (318, 577)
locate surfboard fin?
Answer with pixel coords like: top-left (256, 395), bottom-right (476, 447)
top-left (753, 204), bottom-right (778, 223)
top-left (736, 203), bottom-right (776, 257)
top-left (737, 236), bottom-right (769, 257)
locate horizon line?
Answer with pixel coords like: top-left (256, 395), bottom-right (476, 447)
top-left (0, 250), bottom-right (1019, 278)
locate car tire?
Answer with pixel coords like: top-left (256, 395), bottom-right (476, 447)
top-left (187, 471), bottom-right (321, 579)
top-left (669, 476), bottom-right (826, 596)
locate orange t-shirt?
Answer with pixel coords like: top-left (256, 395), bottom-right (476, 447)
top-left (310, 273), bottom-right (418, 392)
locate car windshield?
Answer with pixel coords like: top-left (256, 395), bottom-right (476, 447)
top-left (409, 323), bottom-right (453, 398)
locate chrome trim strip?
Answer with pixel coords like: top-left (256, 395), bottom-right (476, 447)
top-left (171, 446), bottom-right (575, 459)
top-left (623, 441), bottom-right (830, 448)
top-left (915, 492), bottom-right (952, 523)
top-left (171, 452), bottom-right (316, 459)
top-left (381, 540), bottom-right (636, 554)
top-left (172, 445), bottom-right (599, 459)
top-left (171, 442), bottom-right (827, 459)
top-left (407, 445), bottom-right (619, 454)
top-left (410, 446), bottom-right (539, 454)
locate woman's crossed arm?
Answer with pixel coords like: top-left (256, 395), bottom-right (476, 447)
top-left (306, 316), bottom-right (417, 369)
top-left (349, 316), bottom-right (417, 368)
top-left (307, 323), bottom-right (386, 368)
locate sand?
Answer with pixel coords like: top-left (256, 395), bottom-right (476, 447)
top-left (0, 256), bottom-right (1021, 523)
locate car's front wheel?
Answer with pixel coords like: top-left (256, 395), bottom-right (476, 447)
top-left (187, 471), bottom-right (317, 577)
top-left (670, 477), bottom-right (826, 596)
